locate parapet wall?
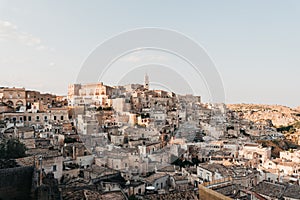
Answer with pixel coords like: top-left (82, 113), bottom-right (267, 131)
top-left (199, 184), bottom-right (232, 200)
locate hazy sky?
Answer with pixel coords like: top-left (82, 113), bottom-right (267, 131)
top-left (0, 1), bottom-right (299, 107)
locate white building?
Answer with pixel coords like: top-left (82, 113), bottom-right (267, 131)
top-left (238, 143), bottom-right (271, 164)
top-left (280, 150), bottom-right (300, 163)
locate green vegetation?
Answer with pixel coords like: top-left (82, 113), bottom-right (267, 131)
top-left (277, 121), bottom-right (300, 134)
top-left (0, 159), bottom-right (18, 169)
top-left (64, 137), bottom-right (77, 143)
top-left (294, 121), bottom-right (300, 129)
top-left (191, 157), bottom-right (201, 166)
top-left (258, 139), bottom-right (298, 158)
top-left (277, 125), bottom-right (294, 133)
top-left (96, 106), bottom-right (113, 111)
top-left (172, 155), bottom-right (194, 168)
top-left (0, 138), bottom-right (26, 159)
top-left (128, 195), bottom-right (138, 200)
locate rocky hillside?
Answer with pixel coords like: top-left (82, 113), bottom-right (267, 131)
top-left (258, 139), bottom-right (298, 158)
top-left (227, 104), bottom-right (300, 127)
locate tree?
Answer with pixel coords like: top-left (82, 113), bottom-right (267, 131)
top-left (192, 156), bottom-right (201, 166)
top-left (128, 195), bottom-right (138, 200)
top-left (0, 138), bottom-right (27, 159)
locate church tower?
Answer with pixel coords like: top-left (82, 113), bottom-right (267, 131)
top-left (144, 73), bottom-right (149, 90)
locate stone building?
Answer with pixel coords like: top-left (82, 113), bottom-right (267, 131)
top-left (197, 163), bottom-right (234, 182)
top-left (144, 173), bottom-right (170, 191)
top-left (0, 87), bottom-right (26, 108)
top-left (112, 97), bottom-right (131, 113)
top-left (26, 90), bottom-right (56, 106)
top-left (238, 143), bottom-right (271, 167)
top-left (67, 82), bottom-right (114, 106)
top-left (2, 107), bottom-right (69, 126)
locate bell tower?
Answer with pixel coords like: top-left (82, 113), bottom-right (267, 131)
top-left (144, 73), bottom-right (149, 90)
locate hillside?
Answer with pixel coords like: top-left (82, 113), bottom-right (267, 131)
top-left (258, 139), bottom-right (298, 158)
top-left (227, 104), bottom-right (300, 127)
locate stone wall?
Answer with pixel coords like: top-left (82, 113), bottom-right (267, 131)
top-left (199, 185), bottom-right (232, 200)
top-left (0, 166), bottom-right (34, 200)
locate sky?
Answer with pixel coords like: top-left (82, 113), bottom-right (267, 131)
top-left (0, 0), bottom-right (299, 107)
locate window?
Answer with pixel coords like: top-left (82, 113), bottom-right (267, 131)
top-left (61, 116), bottom-right (64, 120)
top-left (24, 116), bottom-right (27, 121)
top-left (44, 116), bottom-right (48, 121)
top-left (206, 173), bottom-right (210, 181)
top-left (53, 165), bottom-right (57, 172)
top-left (28, 116), bottom-right (32, 121)
top-left (36, 116), bottom-right (40, 121)
top-left (54, 116), bottom-right (57, 120)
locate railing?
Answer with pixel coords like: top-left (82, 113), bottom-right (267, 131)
top-left (202, 177), bottom-right (232, 188)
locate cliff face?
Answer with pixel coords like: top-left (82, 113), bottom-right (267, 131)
top-left (227, 104), bottom-right (300, 127)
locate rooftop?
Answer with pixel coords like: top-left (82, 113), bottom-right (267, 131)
top-left (284, 184), bottom-right (300, 199)
top-left (157, 165), bottom-right (179, 173)
top-left (26, 148), bottom-right (62, 158)
top-left (144, 173), bottom-right (169, 183)
top-left (198, 163), bottom-right (235, 177)
top-left (145, 190), bottom-right (198, 200)
top-left (173, 175), bottom-right (189, 181)
top-left (99, 191), bottom-right (126, 200)
top-left (251, 181), bottom-right (286, 198)
top-left (85, 165), bottom-right (119, 177)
